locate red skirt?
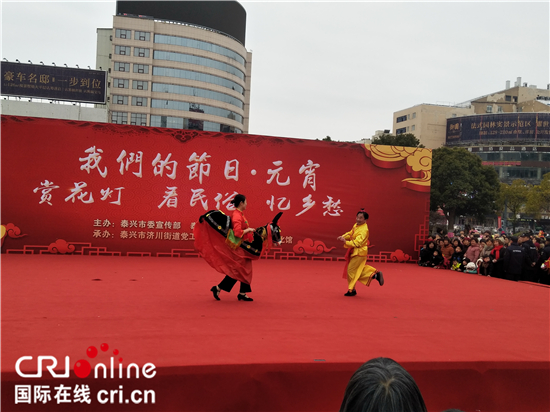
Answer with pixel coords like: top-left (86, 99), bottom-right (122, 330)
top-left (194, 221), bottom-right (256, 285)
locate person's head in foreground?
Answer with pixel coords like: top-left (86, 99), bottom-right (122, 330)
top-left (339, 357), bottom-right (428, 412)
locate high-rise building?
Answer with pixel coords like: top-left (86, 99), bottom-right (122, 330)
top-left (96, 1), bottom-right (251, 133)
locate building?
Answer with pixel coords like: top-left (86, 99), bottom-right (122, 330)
top-left (392, 104), bottom-right (474, 149)
top-left (97, 1), bottom-right (251, 133)
top-left (393, 79), bottom-right (550, 150)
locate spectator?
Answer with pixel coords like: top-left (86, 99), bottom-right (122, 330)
top-left (465, 238), bottom-right (481, 263)
top-left (520, 232), bottom-right (539, 282)
top-left (440, 238), bottom-right (455, 268)
top-left (491, 237), bottom-right (507, 279)
top-left (430, 250), bottom-right (445, 268)
top-left (451, 238), bottom-right (462, 250)
top-left (339, 357), bottom-right (428, 412)
top-left (451, 245), bottom-right (465, 271)
top-left (537, 237), bottom-right (550, 285)
top-left (419, 241), bottom-right (436, 267)
top-left (479, 255), bottom-right (494, 277)
top-left (503, 236), bottom-right (529, 281)
top-left (462, 238), bottom-right (471, 250)
top-left (481, 238), bottom-right (494, 257)
top-left (464, 261), bottom-right (478, 274)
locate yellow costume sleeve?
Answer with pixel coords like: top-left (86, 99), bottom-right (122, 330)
top-left (344, 223), bottom-right (369, 256)
top-left (341, 225), bottom-right (355, 240)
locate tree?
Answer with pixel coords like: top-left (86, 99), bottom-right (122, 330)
top-left (526, 172), bottom-right (550, 219)
top-left (371, 133), bottom-right (424, 148)
top-left (500, 180), bottom-right (530, 233)
top-left (430, 147), bottom-right (500, 230)
top-left (322, 136), bottom-right (332, 141)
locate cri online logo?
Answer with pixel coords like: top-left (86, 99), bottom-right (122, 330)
top-left (15, 343), bottom-right (156, 379)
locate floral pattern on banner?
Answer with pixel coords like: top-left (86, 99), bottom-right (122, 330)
top-left (293, 238), bottom-right (336, 255)
top-left (48, 239), bottom-right (76, 254)
top-left (363, 145), bottom-right (432, 192)
top-left (390, 249), bottom-right (411, 263)
top-left (1, 223), bottom-right (27, 247)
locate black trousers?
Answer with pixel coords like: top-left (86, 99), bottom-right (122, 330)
top-left (218, 276), bottom-right (251, 293)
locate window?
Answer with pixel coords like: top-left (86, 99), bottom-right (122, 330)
top-left (152, 82), bottom-right (244, 109)
top-left (150, 115), bottom-right (242, 133)
top-left (153, 50), bottom-right (245, 80)
top-left (154, 34), bottom-right (246, 65)
top-left (133, 64), bottom-right (149, 74)
top-left (412, 112), bottom-right (416, 119)
top-left (505, 95), bottom-right (512, 102)
top-left (486, 105), bottom-right (493, 113)
top-left (396, 115), bottom-right (407, 123)
top-left (111, 112), bottom-right (128, 124)
top-left (151, 99), bottom-right (243, 123)
top-left (115, 29), bottom-right (131, 39)
top-left (131, 113), bottom-right (148, 126)
top-left (411, 125), bottom-right (415, 131)
top-left (396, 127), bottom-right (406, 135)
top-left (134, 48), bottom-right (150, 58)
top-left (452, 113), bottom-right (457, 118)
top-left (114, 62), bottom-right (130, 72)
top-left (115, 45), bottom-right (131, 55)
top-left (132, 97), bottom-right (148, 107)
top-left (134, 31), bottom-right (150, 41)
top-left (132, 80), bottom-right (148, 91)
top-left (113, 79), bottom-right (129, 89)
top-left (153, 67), bottom-right (245, 95)
top-left (112, 95), bottom-right (128, 105)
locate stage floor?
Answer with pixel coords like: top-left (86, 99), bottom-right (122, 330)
top-left (2, 255), bottom-right (549, 411)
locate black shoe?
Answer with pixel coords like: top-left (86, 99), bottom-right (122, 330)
top-left (344, 290), bottom-right (357, 296)
top-left (237, 293), bottom-right (253, 301)
top-left (211, 286), bottom-right (220, 300)
top-left (376, 271), bottom-right (384, 286)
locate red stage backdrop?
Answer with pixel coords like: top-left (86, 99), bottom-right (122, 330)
top-left (1, 116), bottom-right (431, 261)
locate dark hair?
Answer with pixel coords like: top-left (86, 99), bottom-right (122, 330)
top-left (357, 210), bottom-right (369, 220)
top-left (230, 194), bottom-right (246, 208)
top-left (510, 236), bottom-right (518, 243)
top-left (339, 357), bottom-right (427, 412)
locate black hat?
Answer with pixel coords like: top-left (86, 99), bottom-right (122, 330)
top-left (521, 232), bottom-right (531, 238)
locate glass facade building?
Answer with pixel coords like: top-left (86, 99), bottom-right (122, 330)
top-left (97, 1), bottom-right (251, 133)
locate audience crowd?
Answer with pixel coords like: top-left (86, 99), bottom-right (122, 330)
top-left (418, 228), bottom-right (550, 284)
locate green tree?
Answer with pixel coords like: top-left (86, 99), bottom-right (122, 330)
top-left (526, 172), bottom-right (550, 219)
top-left (371, 133), bottom-right (424, 148)
top-left (322, 136), bottom-right (332, 141)
top-left (430, 147), bottom-right (500, 230)
top-left (500, 180), bottom-right (530, 233)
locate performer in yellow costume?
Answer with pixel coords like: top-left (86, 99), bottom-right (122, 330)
top-left (338, 209), bottom-right (384, 296)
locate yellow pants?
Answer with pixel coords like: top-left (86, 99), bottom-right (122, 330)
top-left (347, 255), bottom-right (377, 289)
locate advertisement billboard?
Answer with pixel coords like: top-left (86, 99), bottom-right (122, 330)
top-left (1, 62), bottom-right (106, 104)
top-left (446, 113), bottom-right (550, 144)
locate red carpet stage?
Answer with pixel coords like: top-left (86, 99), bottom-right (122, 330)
top-left (2, 256), bottom-right (549, 412)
